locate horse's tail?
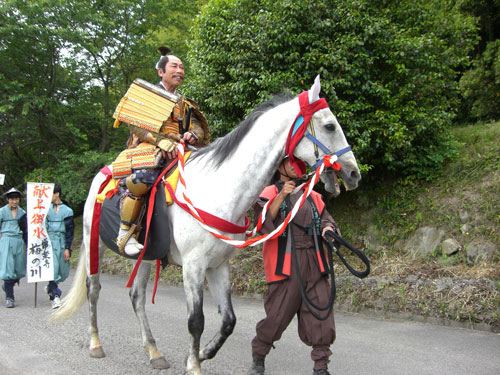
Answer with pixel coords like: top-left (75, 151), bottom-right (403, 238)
top-left (50, 242), bottom-right (88, 322)
top-left (50, 167), bottom-right (110, 322)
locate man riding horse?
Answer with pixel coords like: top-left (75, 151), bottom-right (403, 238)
top-left (113, 47), bottom-right (210, 256)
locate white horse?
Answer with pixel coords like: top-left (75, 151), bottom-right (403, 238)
top-left (52, 77), bottom-right (361, 375)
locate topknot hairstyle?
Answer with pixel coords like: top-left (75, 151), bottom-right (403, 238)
top-left (156, 46), bottom-right (172, 71)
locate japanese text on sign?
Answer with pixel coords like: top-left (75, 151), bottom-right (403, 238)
top-left (26, 182), bottom-right (54, 283)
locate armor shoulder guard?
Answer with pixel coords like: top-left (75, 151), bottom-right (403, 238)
top-left (185, 97), bottom-right (210, 145)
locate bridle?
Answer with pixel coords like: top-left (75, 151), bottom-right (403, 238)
top-left (286, 90), bottom-right (352, 174)
top-left (305, 118), bottom-right (352, 170)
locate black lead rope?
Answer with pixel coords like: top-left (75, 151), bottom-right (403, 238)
top-left (290, 218), bottom-right (371, 321)
top-left (291, 223), bottom-right (336, 321)
top-left (323, 230), bottom-right (371, 279)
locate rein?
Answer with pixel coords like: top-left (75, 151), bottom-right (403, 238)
top-left (294, 229), bottom-right (370, 320)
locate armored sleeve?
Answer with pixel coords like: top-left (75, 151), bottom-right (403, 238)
top-left (128, 124), bottom-right (181, 146)
top-left (190, 116), bottom-right (208, 146)
top-left (185, 99), bottom-right (210, 146)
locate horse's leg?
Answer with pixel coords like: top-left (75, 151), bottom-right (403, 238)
top-left (87, 241), bottom-right (106, 359)
top-left (129, 261), bottom-right (170, 369)
top-left (183, 260), bottom-right (206, 375)
top-left (199, 261), bottom-right (236, 362)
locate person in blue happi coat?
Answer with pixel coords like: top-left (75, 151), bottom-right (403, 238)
top-left (0, 187), bottom-right (27, 308)
top-left (45, 184), bottom-right (74, 309)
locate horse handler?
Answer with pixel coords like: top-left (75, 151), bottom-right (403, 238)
top-left (248, 157), bottom-right (341, 375)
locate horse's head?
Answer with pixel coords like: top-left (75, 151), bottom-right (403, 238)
top-left (291, 76), bottom-right (361, 196)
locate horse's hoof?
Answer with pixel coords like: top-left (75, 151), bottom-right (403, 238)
top-left (89, 346), bottom-right (106, 358)
top-left (150, 356), bottom-right (170, 369)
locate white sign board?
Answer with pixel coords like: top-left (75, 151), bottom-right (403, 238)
top-left (26, 182), bottom-right (54, 283)
top-left (0, 174), bottom-right (4, 185)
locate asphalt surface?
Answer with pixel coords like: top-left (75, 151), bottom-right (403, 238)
top-left (0, 272), bottom-right (499, 375)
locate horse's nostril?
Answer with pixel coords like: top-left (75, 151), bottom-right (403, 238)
top-left (351, 170), bottom-right (360, 180)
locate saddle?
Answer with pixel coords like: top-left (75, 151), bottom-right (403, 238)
top-left (97, 155), bottom-right (190, 261)
top-left (100, 182), bottom-right (169, 261)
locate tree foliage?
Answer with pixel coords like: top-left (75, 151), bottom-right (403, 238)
top-left (57, 0), bottom-right (179, 152)
top-left (0, 0), bottom-right (87, 189)
top-left (460, 40), bottom-right (500, 121)
top-left (0, 0), bottom-right (200, 205)
top-left (457, 0), bottom-right (500, 121)
top-left (25, 151), bottom-right (116, 215)
top-left (456, 0), bottom-right (500, 54)
top-left (187, 0), bottom-right (477, 177)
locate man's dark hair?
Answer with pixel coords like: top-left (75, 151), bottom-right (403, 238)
top-left (271, 170), bottom-right (281, 184)
top-left (157, 46), bottom-right (172, 72)
top-left (157, 55), bottom-right (170, 72)
top-left (54, 183), bottom-right (62, 196)
top-left (5, 192), bottom-right (21, 199)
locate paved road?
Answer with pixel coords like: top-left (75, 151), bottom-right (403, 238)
top-left (0, 272), bottom-right (499, 375)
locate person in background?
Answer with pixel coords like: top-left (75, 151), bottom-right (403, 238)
top-left (45, 183), bottom-right (74, 309)
top-left (248, 157), bottom-right (341, 375)
top-left (0, 187), bottom-right (27, 308)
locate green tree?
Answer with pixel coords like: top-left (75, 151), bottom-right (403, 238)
top-left (187, 0), bottom-right (477, 177)
top-left (0, 0), bottom-right (88, 189)
top-left (0, 0), bottom-right (202, 192)
top-left (25, 151), bottom-right (116, 215)
top-left (59, 0), bottom-right (176, 152)
top-left (460, 40), bottom-right (500, 120)
top-left (457, 0), bottom-right (500, 121)
top-left (457, 0), bottom-right (500, 54)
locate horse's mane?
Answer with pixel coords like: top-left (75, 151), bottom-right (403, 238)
top-left (189, 94), bottom-right (293, 169)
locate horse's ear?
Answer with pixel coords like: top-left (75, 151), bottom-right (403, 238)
top-left (308, 75), bottom-right (321, 103)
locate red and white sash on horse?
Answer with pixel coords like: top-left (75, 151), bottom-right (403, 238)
top-left (170, 144), bottom-right (339, 249)
top-left (90, 166), bottom-right (113, 275)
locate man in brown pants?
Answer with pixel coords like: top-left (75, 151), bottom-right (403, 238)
top-left (249, 157), bottom-right (340, 375)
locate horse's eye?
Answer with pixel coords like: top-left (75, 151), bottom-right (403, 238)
top-left (324, 123), bottom-right (336, 132)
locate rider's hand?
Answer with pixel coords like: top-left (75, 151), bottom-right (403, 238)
top-left (182, 131), bottom-right (197, 145)
top-left (157, 138), bottom-right (176, 152)
top-left (158, 138), bottom-right (178, 159)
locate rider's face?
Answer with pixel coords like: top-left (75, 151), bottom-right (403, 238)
top-left (158, 57), bottom-right (184, 93)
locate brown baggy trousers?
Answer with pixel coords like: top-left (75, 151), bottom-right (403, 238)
top-left (251, 247), bottom-right (336, 370)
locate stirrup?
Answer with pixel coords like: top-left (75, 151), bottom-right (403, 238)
top-left (116, 224), bottom-right (143, 256)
